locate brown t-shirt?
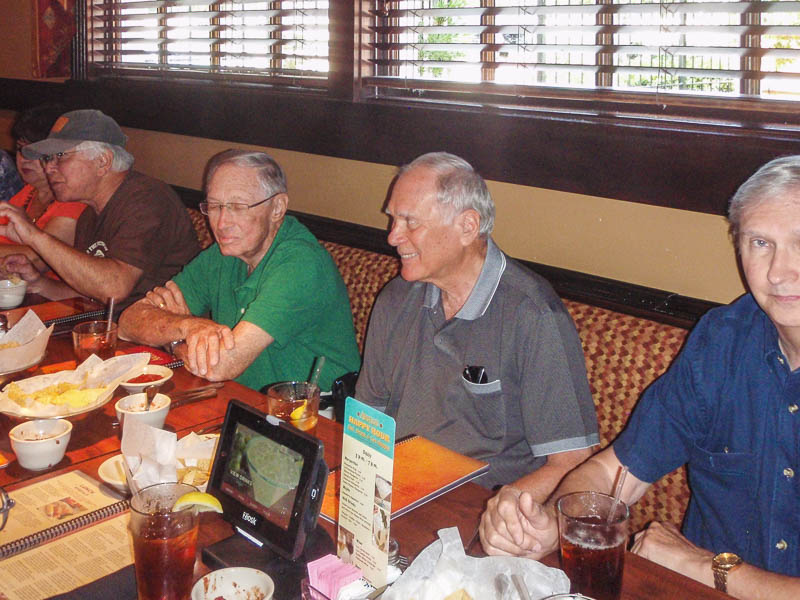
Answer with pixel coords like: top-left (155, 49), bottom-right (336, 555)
top-left (74, 171), bottom-right (199, 310)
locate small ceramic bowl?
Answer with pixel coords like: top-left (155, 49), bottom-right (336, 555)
top-left (115, 393), bottom-right (171, 431)
top-left (119, 365), bottom-right (173, 395)
top-left (98, 454), bottom-right (129, 494)
top-left (191, 567), bottom-right (274, 600)
top-left (9, 418), bottom-right (72, 471)
top-left (0, 278), bottom-right (27, 310)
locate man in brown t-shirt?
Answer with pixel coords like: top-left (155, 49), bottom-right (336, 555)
top-left (0, 110), bottom-right (198, 309)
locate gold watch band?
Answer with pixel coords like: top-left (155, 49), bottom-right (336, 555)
top-left (713, 568), bottom-right (729, 593)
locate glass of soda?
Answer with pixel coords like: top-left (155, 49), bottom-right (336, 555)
top-left (264, 381), bottom-right (320, 434)
top-left (72, 320), bottom-right (118, 362)
top-left (557, 491), bottom-right (629, 600)
top-left (130, 482), bottom-right (199, 600)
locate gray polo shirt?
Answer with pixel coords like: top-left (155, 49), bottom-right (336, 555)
top-left (356, 238), bottom-right (599, 488)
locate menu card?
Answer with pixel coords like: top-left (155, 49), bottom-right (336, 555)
top-left (336, 397), bottom-right (396, 588)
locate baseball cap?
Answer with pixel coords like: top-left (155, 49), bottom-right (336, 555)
top-left (21, 109), bottom-right (128, 160)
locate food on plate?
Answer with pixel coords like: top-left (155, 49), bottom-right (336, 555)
top-left (177, 457), bottom-right (212, 487)
top-left (0, 341), bottom-right (20, 350)
top-left (6, 380), bottom-right (106, 408)
top-left (444, 591), bottom-right (473, 600)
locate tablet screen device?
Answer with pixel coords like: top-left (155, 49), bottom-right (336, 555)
top-left (205, 399), bottom-right (329, 561)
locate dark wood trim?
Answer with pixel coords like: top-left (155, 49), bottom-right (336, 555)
top-left (2, 77), bottom-right (800, 219)
top-left (175, 186), bottom-right (717, 328)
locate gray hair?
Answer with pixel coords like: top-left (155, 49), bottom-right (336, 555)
top-left (204, 149), bottom-right (287, 197)
top-left (399, 152), bottom-right (495, 237)
top-left (729, 155), bottom-right (800, 243)
top-left (76, 141), bottom-right (134, 172)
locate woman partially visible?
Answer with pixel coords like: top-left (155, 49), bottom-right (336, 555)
top-left (0, 105), bottom-right (88, 262)
top-left (0, 151), bottom-right (23, 202)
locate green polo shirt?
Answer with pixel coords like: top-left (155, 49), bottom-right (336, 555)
top-left (173, 216), bottom-right (360, 391)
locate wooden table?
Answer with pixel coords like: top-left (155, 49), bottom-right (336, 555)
top-left (0, 336), bottom-right (730, 600)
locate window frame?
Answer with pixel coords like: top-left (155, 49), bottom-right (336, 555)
top-left (26, 0), bottom-right (793, 223)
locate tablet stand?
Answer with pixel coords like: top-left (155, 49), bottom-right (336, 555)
top-left (202, 524), bottom-right (335, 600)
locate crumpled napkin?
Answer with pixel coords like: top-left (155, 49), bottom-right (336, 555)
top-left (382, 527), bottom-right (570, 600)
top-left (121, 418), bottom-right (177, 494)
top-left (0, 310), bottom-right (53, 373)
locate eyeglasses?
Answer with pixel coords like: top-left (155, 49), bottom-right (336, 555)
top-left (199, 192), bottom-right (280, 217)
top-left (40, 150), bottom-right (82, 166)
top-left (0, 486), bottom-right (14, 532)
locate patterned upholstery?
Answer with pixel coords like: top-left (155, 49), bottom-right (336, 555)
top-left (564, 299), bottom-right (691, 531)
top-left (321, 241), bottom-right (400, 353)
top-left (186, 207), bottom-right (214, 250)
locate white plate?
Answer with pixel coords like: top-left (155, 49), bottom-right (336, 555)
top-left (0, 387), bottom-right (116, 420)
top-left (98, 454), bottom-right (129, 494)
top-left (0, 356), bottom-right (43, 378)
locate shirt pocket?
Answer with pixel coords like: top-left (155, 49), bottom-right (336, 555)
top-left (459, 377), bottom-right (505, 441)
top-left (688, 445), bottom-right (757, 540)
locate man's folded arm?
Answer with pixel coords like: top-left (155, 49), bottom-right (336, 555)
top-left (26, 228), bottom-right (142, 301)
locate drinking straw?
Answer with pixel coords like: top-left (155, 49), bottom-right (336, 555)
top-left (105, 297), bottom-right (115, 342)
top-left (607, 465), bottom-right (629, 523)
top-left (309, 356), bottom-right (326, 389)
top-left (106, 297), bottom-right (115, 330)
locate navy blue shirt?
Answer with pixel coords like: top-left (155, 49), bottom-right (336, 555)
top-left (0, 151), bottom-right (23, 202)
top-left (615, 294), bottom-right (800, 576)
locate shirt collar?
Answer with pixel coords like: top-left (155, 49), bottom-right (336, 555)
top-left (423, 237), bottom-right (506, 321)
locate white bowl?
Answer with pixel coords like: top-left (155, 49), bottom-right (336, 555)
top-left (115, 393), bottom-right (171, 431)
top-left (0, 278), bottom-right (27, 309)
top-left (119, 365), bottom-right (173, 394)
top-left (98, 454), bottom-right (129, 494)
top-left (9, 418), bottom-right (72, 471)
top-left (191, 567), bottom-right (274, 600)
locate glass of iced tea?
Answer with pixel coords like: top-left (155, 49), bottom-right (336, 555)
top-left (130, 482), bottom-right (199, 600)
top-left (557, 491), bottom-right (629, 600)
top-left (264, 381), bottom-right (320, 434)
top-left (72, 320), bottom-right (118, 362)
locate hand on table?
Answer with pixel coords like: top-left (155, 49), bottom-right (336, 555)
top-left (178, 318), bottom-right (235, 377)
top-left (630, 521), bottom-right (714, 587)
top-left (479, 485), bottom-right (559, 559)
top-left (146, 281), bottom-right (191, 315)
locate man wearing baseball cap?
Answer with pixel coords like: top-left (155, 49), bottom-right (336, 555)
top-left (0, 109), bottom-right (199, 310)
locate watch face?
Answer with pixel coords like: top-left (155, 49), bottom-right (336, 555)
top-left (714, 552), bottom-right (743, 569)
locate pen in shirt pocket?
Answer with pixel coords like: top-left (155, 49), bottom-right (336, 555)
top-left (463, 365), bottom-right (488, 384)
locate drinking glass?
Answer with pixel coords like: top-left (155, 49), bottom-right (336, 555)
top-left (72, 320), bottom-right (118, 362)
top-left (557, 491), bottom-right (629, 600)
top-left (264, 381), bottom-right (320, 434)
top-left (130, 482), bottom-right (199, 600)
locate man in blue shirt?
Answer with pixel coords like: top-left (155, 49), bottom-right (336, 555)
top-left (480, 155), bottom-right (800, 599)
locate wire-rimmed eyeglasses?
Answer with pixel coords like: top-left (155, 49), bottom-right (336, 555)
top-left (0, 486), bottom-right (14, 531)
top-left (198, 191), bottom-right (280, 217)
top-left (40, 150), bottom-right (82, 166)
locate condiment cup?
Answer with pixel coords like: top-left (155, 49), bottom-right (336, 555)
top-left (191, 567), bottom-right (274, 600)
top-left (0, 278), bottom-right (27, 310)
top-left (120, 365), bottom-right (173, 394)
top-left (115, 393), bottom-right (171, 431)
top-left (9, 418), bottom-right (72, 471)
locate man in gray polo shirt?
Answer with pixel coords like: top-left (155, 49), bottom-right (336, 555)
top-left (356, 152), bottom-right (599, 493)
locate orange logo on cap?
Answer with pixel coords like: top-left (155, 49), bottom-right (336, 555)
top-left (51, 116), bottom-right (69, 133)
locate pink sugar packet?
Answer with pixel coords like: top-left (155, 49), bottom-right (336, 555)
top-left (307, 553), bottom-right (362, 599)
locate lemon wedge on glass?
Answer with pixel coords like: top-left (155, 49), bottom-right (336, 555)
top-left (172, 491), bottom-right (223, 513)
top-left (290, 400), bottom-right (308, 420)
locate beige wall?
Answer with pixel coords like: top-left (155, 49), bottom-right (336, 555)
top-left (0, 0), bottom-right (746, 304)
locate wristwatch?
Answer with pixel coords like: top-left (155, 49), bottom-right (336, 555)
top-left (712, 552), bottom-right (742, 593)
top-left (165, 339), bottom-right (185, 355)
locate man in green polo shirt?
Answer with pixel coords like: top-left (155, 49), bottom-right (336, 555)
top-left (119, 149), bottom-right (360, 392)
